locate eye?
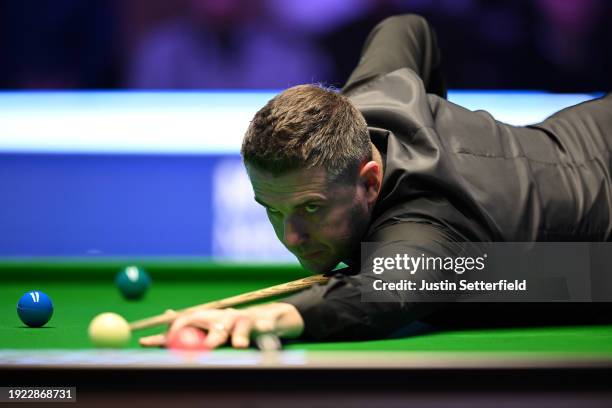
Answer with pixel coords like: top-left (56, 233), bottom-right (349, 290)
top-left (304, 204), bottom-right (319, 214)
top-left (266, 207), bottom-right (281, 215)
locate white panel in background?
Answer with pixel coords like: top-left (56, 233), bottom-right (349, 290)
top-left (0, 92), bottom-right (275, 154)
top-left (0, 91), bottom-right (598, 154)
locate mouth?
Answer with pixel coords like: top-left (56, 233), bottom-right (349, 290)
top-left (299, 250), bottom-right (324, 260)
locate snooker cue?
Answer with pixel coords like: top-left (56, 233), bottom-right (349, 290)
top-left (128, 274), bottom-right (330, 331)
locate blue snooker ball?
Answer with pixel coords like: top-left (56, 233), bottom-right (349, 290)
top-left (17, 290), bottom-right (54, 327)
top-left (115, 265), bottom-right (151, 300)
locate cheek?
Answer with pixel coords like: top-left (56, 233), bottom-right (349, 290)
top-left (319, 207), bottom-right (361, 240)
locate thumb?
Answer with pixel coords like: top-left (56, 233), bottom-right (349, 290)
top-left (139, 333), bottom-right (166, 347)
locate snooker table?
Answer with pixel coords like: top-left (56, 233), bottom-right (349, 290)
top-left (1, 259), bottom-right (612, 407)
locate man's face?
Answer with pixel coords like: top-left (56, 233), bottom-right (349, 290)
top-left (246, 165), bottom-right (373, 273)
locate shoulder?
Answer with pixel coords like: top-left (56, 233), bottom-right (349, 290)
top-left (344, 68), bottom-right (424, 101)
top-left (362, 219), bottom-right (477, 260)
top-left (345, 68), bottom-right (435, 131)
top-left (367, 219), bottom-right (464, 244)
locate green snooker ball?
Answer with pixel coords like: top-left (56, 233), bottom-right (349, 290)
top-left (115, 265), bottom-right (151, 300)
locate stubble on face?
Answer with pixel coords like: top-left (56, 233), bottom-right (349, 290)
top-left (246, 164), bottom-right (372, 273)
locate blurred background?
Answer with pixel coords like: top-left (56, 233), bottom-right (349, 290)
top-left (1, 0), bottom-right (610, 91)
top-left (0, 0), bottom-right (610, 261)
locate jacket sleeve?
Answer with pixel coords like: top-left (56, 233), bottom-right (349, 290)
top-left (343, 14), bottom-right (446, 98)
top-left (280, 221), bottom-right (468, 341)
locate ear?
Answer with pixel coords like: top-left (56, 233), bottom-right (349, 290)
top-left (358, 160), bottom-right (382, 209)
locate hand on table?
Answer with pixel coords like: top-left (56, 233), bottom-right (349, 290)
top-left (138, 302), bottom-right (304, 349)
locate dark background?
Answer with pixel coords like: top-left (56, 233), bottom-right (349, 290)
top-left (1, 0), bottom-right (610, 92)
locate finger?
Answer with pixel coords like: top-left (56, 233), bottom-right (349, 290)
top-left (168, 310), bottom-right (216, 336)
top-left (253, 316), bottom-right (277, 335)
top-left (203, 321), bottom-right (233, 349)
top-left (139, 334), bottom-right (166, 347)
top-left (231, 316), bottom-right (253, 349)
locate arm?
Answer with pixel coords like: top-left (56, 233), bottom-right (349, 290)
top-left (343, 14), bottom-right (446, 98)
top-left (280, 221), bottom-right (466, 341)
top-left (139, 222), bottom-right (466, 347)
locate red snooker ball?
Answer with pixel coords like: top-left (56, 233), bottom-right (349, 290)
top-left (167, 327), bottom-right (208, 351)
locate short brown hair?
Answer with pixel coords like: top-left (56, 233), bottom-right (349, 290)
top-left (241, 84), bottom-right (371, 181)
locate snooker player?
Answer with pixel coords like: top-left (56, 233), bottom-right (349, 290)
top-left (140, 14), bottom-right (612, 349)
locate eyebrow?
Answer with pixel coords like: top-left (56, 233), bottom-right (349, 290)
top-left (254, 195), bottom-right (327, 209)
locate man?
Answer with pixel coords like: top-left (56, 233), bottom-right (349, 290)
top-left (141, 15), bottom-right (611, 349)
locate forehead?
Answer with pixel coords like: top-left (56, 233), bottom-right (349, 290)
top-left (246, 165), bottom-right (328, 193)
top-left (246, 164), bottom-right (331, 205)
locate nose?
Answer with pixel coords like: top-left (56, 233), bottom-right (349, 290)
top-left (283, 216), bottom-right (307, 250)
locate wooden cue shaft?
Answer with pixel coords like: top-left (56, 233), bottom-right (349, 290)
top-left (129, 274), bottom-right (330, 331)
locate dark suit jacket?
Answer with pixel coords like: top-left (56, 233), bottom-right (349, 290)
top-left (284, 69), bottom-right (611, 341)
top-left (283, 15), bottom-right (612, 341)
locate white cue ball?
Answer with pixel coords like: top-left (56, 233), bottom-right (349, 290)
top-left (88, 312), bottom-right (131, 348)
